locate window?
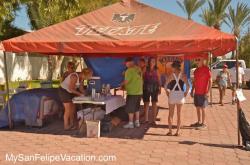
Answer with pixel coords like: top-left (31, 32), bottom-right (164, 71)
top-left (225, 61), bottom-right (235, 69)
top-left (214, 62), bottom-right (225, 69)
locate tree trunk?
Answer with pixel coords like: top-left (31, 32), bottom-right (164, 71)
top-left (47, 56), bottom-right (53, 81)
top-left (47, 55), bottom-right (65, 80)
top-left (52, 56), bottom-right (64, 80)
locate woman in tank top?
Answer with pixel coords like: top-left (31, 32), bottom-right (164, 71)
top-left (165, 60), bottom-right (190, 136)
top-left (61, 61), bottom-right (75, 82)
top-left (59, 71), bottom-right (87, 130)
top-left (143, 57), bottom-right (161, 125)
top-left (216, 64), bottom-right (231, 106)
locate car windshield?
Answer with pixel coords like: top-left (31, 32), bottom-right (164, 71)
top-left (225, 61), bottom-right (235, 69)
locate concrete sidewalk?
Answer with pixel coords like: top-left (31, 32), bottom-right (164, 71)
top-left (0, 88), bottom-right (249, 165)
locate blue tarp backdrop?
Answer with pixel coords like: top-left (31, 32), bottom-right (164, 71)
top-left (85, 58), bottom-right (126, 88)
top-left (85, 57), bottom-right (191, 88)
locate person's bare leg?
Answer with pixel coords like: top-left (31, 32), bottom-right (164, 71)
top-left (68, 103), bottom-right (73, 126)
top-left (135, 111), bottom-right (140, 121)
top-left (152, 102), bottom-right (158, 123)
top-left (144, 102), bottom-right (150, 122)
top-left (232, 88), bottom-right (236, 104)
top-left (219, 86), bottom-right (223, 104)
top-left (70, 103), bottom-right (78, 129)
top-left (201, 108), bottom-right (206, 125)
top-left (221, 87), bottom-right (226, 105)
top-left (128, 113), bottom-right (134, 122)
top-left (167, 104), bottom-right (175, 135)
top-left (63, 103), bottom-right (70, 130)
top-left (196, 107), bottom-right (201, 124)
top-left (176, 104), bottom-right (182, 135)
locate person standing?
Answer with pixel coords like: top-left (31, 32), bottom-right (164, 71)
top-left (61, 62), bottom-right (75, 82)
top-left (143, 57), bottom-right (161, 125)
top-left (230, 62), bottom-right (245, 105)
top-left (158, 58), bottom-right (167, 87)
top-left (59, 71), bottom-right (86, 130)
top-left (138, 58), bottom-right (146, 75)
top-left (216, 65), bottom-right (231, 106)
top-left (191, 58), bottom-right (212, 129)
top-left (166, 60), bottom-right (189, 136)
top-left (122, 57), bottom-right (143, 129)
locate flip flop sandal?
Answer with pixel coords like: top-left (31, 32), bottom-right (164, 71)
top-left (150, 121), bottom-right (157, 126)
top-left (70, 125), bottom-right (78, 130)
top-left (141, 121), bottom-right (149, 124)
top-left (174, 132), bottom-right (181, 136)
top-left (166, 132), bottom-right (173, 136)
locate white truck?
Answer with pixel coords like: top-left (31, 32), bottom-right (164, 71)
top-left (191, 60), bottom-right (250, 88)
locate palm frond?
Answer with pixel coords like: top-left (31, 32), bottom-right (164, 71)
top-left (176, 0), bottom-right (206, 20)
top-left (226, 2), bottom-right (250, 37)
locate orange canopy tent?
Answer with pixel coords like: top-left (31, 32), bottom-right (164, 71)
top-left (2, 0), bottom-right (236, 57)
top-left (0, 1), bottom-right (242, 146)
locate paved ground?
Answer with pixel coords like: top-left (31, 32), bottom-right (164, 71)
top-left (0, 88), bottom-right (250, 165)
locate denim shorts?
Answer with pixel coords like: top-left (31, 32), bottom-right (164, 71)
top-left (194, 94), bottom-right (208, 108)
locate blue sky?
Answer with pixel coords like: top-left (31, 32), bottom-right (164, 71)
top-left (14, 0), bottom-right (250, 34)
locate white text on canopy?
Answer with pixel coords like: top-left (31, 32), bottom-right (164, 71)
top-left (75, 23), bottom-right (161, 36)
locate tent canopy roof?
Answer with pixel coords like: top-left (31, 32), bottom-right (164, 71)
top-left (2, 0), bottom-right (236, 57)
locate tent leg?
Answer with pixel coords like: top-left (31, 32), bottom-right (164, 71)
top-left (3, 52), bottom-right (13, 129)
top-left (235, 38), bottom-right (241, 146)
top-left (209, 52), bottom-right (213, 106)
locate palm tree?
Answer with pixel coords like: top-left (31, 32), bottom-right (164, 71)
top-left (225, 2), bottom-right (250, 59)
top-left (208, 0), bottom-right (231, 30)
top-left (200, 8), bottom-right (215, 27)
top-left (240, 28), bottom-right (250, 67)
top-left (177, 0), bottom-right (206, 20)
top-left (225, 2), bottom-right (250, 38)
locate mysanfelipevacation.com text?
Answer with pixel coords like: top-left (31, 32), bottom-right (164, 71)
top-left (5, 153), bottom-right (117, 164)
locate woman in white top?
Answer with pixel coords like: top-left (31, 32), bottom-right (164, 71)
top-left (165, 61), bottom-right (190, 136)
top-left (59, 71), bottom-right (86, 130)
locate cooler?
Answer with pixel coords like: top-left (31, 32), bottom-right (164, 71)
top-left (87, 77), bottom-right (102, 93)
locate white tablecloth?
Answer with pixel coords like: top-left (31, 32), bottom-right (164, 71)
top-left (73, 95), bottom-right (126, 114)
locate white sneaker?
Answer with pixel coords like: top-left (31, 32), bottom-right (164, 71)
top-left (123, 122), bottom-right (134, 129)
top-left (134, 121), bottom-right (140, 128)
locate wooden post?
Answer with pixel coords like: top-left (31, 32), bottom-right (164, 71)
top-left (235, 37), bottom-right (241, 146)
top-left (3, 51), bottom-right (13, 129)
top-left (209, 52), bottom-right (213, 106)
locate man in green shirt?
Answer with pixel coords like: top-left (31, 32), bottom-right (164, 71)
top-left (122, 57), bottom-right (143, 129)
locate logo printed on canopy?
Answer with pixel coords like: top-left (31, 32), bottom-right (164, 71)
top-left (112, 13), bottom-right (136, 23)
top-left (75, 23), bottom-right (161, 36)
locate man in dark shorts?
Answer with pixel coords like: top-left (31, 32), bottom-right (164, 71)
top-left (191, 58), bottom-right (212, 129)
top-left (121, 57), bottom-right (143, 129)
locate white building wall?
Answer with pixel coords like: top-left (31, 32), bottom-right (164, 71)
top-left (0, 51), bottom-right (49, 83)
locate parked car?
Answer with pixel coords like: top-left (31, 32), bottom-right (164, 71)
top-left (191, 60), bottom-right (250, 88)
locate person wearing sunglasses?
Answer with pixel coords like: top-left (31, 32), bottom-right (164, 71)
top-left (190, 58), bottom-right (212, 129)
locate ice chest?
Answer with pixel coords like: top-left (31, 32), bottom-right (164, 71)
top-left (86, 120), bottom-right (100, 138)
top-left (87, 77), bottom-right (102, 93)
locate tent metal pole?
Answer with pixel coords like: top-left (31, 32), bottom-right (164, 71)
top-left (209, 52), bottom-right (213, 106)
top-left (235, 38), bottom-right (240, 146)
top-left (3, 51), bottom-right (13, 129)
